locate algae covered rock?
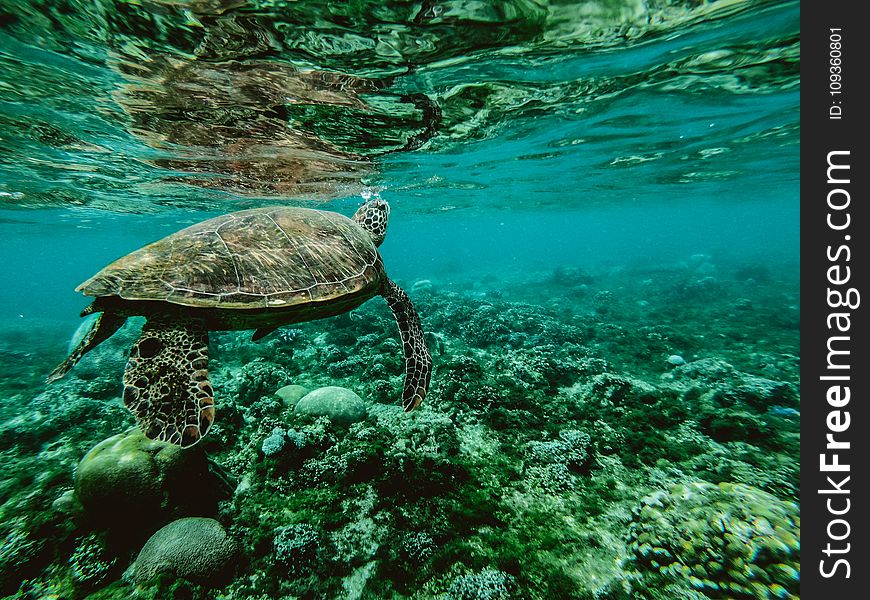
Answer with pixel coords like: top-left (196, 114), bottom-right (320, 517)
top-left (627, 481), bottom-right (800, 599)
top-left (74, 430), bottom-right (216, 526)
top-left (295, 386), bottom-right (367, 424)
top-left (275, 384), bottom-right (309, 407)
top-left (131, 517), bottom-right (237, 586)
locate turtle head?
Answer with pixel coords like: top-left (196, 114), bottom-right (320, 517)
top-left (352, 197), bottom-right (390, 247)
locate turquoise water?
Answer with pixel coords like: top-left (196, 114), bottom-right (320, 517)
top-left (0, 1), bottom-right (799, 598)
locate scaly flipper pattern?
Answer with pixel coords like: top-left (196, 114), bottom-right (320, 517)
top-left (123, 317), bottom-right (214, 448)
top-left (381, 278), bottom-right (432, 410)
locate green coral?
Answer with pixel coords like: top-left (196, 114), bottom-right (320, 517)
top-left (74, 430), bottom-right (223, 529)
top-left (68, 533), bottom-right (116, 587)
top-left (626, 481), bottom-right (800, 599)
top-left (273, 522), bottom-right (319, 574)
top-left (0, 251), bottom-right (801, 599)
top-left (132, 517), bottom-right (238, 587)
top-left (445, 568), bottom-right (517, 600)
top-left (228, 359), bottom-right (291, 406)
top-left (0, 519), bottom-right (42, 594)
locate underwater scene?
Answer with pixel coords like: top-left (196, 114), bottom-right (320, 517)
top-left (0, 1), bottom-right (799, 599)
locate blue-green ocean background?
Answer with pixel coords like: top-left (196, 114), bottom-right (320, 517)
top-left (0, 0), bottom-right (799, 328)
top-left (0, 1), bottom-right (799, 598)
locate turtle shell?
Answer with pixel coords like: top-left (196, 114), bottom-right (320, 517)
top-left (77, 207), bottom-right (384, 309)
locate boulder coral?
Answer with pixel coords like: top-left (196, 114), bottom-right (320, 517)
top-left (131, 517), bottom-right (238, 587)
top-left (74, 430), bottom-right (219, 527)
top-left (295, 386), bottom-right (367, 424)
top-left (627, 481), bottom-right (800, 599)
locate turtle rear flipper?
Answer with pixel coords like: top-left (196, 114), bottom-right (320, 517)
top-left (123, 318), bottom-right (214, 448)
top-left (47, 312), bottom-right (126, 383)
top-left (381, 278), bottom-right (432, 411)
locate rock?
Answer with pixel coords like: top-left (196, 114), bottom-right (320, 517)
top-left (730, 375), bottom-right (797, 409)
top-left (74, 430), bottom-right (215, 527)
top-left (733, 297), bottom-right (753, 310)
top-left (294, 386), bottom-right (367, 424)
top-left (669, 358), bottom-right (735, 383)
top-left (411, 279), bottom-right (433, 292)
top-left (275, 384), bottom-right (309, 407)
top-left (52, 489), bottom-right (84, 517)
top-left (132, 517), bottom-right (237, 587)
top-left (666, 354), bottom-right (686, 366)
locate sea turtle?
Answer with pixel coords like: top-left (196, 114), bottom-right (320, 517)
top-left (48, 198), bottom-right (432, 447)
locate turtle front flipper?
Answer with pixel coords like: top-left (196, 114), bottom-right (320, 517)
top-left (123, 317), bottom-right (214, 448)
top-left (381, 278), bottom-right (432, 410)
top-left (252, 325), bottom-right (279, 342)
top-left (47, 312), bottom-right (126, 383)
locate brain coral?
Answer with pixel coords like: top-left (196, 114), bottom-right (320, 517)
top-left (75, 430), bottom-right (211, 526)
top-left (627, 481), bottom-right (799, 599)
top-left (132, 517), bottom-right (237, 587)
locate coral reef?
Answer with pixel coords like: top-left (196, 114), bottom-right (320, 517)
top-left (0, 260), bottom-right (800, 599)
top-left (294, 386), bottom-right (368, 424)
top-left (226, 358), bottom-right (291, 406)
top-left (260, 426), bottom-right (288, 458)
top-left (626, 481), bottom-right (800, 599)
top-left (275, 384), bottom-right (309, 407)
top-left (446, 568), bottom-right (517, 599)
top-left (131, 517), bottom-right (238, 586)
top-left (273, 522), bottom-right (319, 575)
top-left (74, 430), bottom-right (225, 529)
top-left (68, 533), bottom-right (116, 587)
top-left (0, 519), bottom-right (43, 594)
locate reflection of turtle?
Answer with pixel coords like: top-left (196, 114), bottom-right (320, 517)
top-left (49, 198), bottom-right (432, 448)
top-left (114, 55), bottom-right (439, 198)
